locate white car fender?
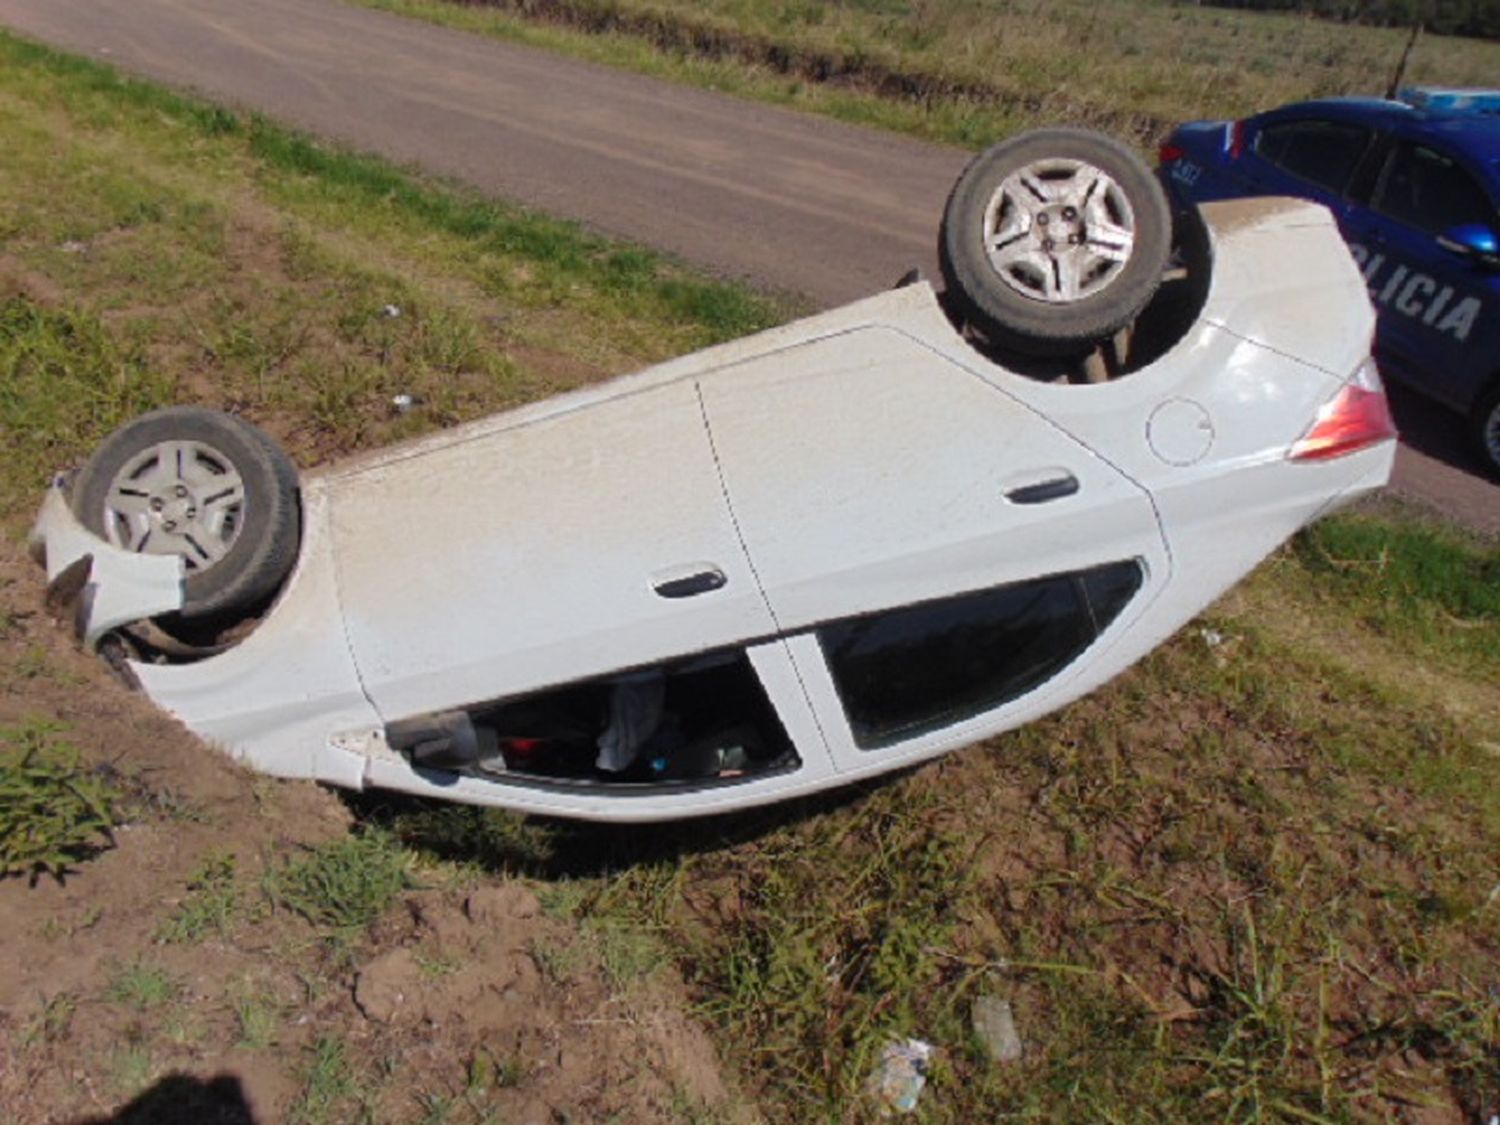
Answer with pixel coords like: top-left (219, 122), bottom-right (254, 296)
top-left (29, 482), bottom-right (184, 645)
top-left (129, 481), bottom-right (383, 782)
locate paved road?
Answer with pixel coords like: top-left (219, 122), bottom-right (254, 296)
top-left (1, 0), bottom-right (1495, 533)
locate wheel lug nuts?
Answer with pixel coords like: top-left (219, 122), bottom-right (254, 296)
top-left (163, 519), bottom-right (177, 532)
top-left (1036, 213), bottom-right (1049, 226)
top-left (186, 507), bottom-right (197, 519)
top-left (1042, 238), bottom-right (1055, 252)
top-left (1063, 207), bottom-right (1077, 221)
top-left (150, 498), bottom-right (165, 512)
top-left (175, 485), bottom-right (189, 498)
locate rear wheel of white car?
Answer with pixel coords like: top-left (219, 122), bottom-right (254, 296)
top-left (1475, 383), bottom-right (1500, 480)
top-left (71, 407), bottom-right (300, 622)
top-left (939, 128), bottom-right (1172, 358)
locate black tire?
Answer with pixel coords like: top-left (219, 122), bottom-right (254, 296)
top-left (1473, 381), bottom-right (1500, 481)
top-left (71, 407), bottom-right (301, 623)
top-left (939, 128), bottom-right (1173, 358)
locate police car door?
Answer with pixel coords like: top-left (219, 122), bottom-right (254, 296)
top-left (1342, 140), bottom-right (1497, 410)
top-left (1243, 115), bottom-right (1372, 215)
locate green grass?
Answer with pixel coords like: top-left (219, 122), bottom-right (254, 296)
top-left (380, 511), bottom-right (1500, 1119)
top-left (108, 1045), bottom-right (157, 1096)
top-left (155, 851), bottom-right (242, 944)
top-left (355, 0), bottom-right (1500, 148)
top-left (290, 1036), bottom-right (359, 1125)
top-left (0, 28), bottom-right (789, 505)
top-left (230, 981), bottom-right (283, 1050)
top-left (105, 958), bottom-right (179, 1011)
top-left (265, 829), bottom-right (414, 934)
top-left (1294, 510), bottom-right (1500, 679)
top-left (0, 298), bottom-right (175, 517)
top-left (0, 720), bottom-right (118, 885)
top-left (22, 992), bottom-right (78, 1046)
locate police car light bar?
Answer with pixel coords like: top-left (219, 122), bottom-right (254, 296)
top-left (1398, 87), bottom-right (1500, 116)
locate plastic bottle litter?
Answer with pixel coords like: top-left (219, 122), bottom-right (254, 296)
top-left (867, 1038), bottom-right (933, 1116)
top-left (971, 995), bottom-right (1023, 1062)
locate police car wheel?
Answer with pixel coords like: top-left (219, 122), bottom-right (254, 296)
top-left (1474, 382), bottom-right (1500, 480)
top-left (939, 128), bottom-right (1172, 359)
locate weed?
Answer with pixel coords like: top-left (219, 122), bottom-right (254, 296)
top-left (40, 902), bottom-right (104, 940)
top-left (593, 919), bottom-right (667, 993)
top-left (23, 992), bottom-right (78, 1046)
top-left (156, 851), bottom-right (241, 943)
top-left (231, 985), bottom-right (282, 1050)
top-left (529, 934), bottom-right (589, 986)
top-left (108, 1046), bottom-right (156, 1096)
top-left (0, 720), bottom-right (117, 884)
top-left (0, 605), bottom-right (26, 640)
top-left (414, 1090), bottom-right (458, 1125)
top-left (105, 958), bottom-right (178, 1011)
top-left (535, 878), bottom-right (592, 918)
top-left (265, 829), bottom-right (413, 933)
top-left (9, 647), bottom-right (53, 681)
top-left (494, 1054), bottom-right (525, 1089)
top-left (128, 784), bottom-right (210, 825)
top-left (461, 1047), bottom-right (525, 1098)
top-left (290, 1035), bottom-right (357, 1125)
top-left (414, 948), bottom-right (460, 979)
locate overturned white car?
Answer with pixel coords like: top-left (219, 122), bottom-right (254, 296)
top-left (31, 131), bottom-right (1395, 822)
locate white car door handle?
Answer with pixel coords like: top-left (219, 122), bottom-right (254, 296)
top-left (652, 564), bottom-right (728, 599)
top-left (1005, 472), bottom-right (1080, 505)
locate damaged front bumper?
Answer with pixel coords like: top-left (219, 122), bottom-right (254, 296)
top-left (28, 478), bottom-right (185, 646)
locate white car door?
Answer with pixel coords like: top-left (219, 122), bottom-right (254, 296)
top-left (327, 379), bottom-right (778, 723)
top-left (697, 323), bottom-right (1168, 769)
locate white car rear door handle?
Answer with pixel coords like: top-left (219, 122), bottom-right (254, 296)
top-left (652, 564), bottom-right (728, 599)
top-left (1004, 471), bottom-right (1080, 505)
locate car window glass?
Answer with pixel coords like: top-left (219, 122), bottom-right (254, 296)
top-left (1371, 143), bottom-right (1498, 234)
top-left (818, 560), bottom-right (1142, 750)
top-left (1254, 120), bottom-right (1372, 194)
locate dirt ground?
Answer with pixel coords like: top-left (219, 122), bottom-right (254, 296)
top-left (0, 537), bottom-right (740, 1124)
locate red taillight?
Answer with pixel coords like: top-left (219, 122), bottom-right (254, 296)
top-left (1290, 362), bottom-right (1398, 461)
top-left (1228, 120), bottom-right (1247, 160)
top-left (1159, 141), bottom-right (1185, 165)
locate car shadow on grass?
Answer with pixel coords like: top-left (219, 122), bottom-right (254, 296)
top-left (347, 767), bottom-right (921, 881)
top-left (80, 1073), bottom-right (256, 1125)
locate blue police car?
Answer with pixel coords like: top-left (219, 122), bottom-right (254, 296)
top-left (1159, 88), bottom-right (1500, 478)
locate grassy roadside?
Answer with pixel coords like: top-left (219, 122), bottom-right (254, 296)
top-left (2, 23), bottom-right (1498, 1124)
top-left (352, 0), bottom-right (1500, 148)
top-left (0, 29), bottom-right (786, 518)
top-left (0, 29), bottom-right (784, 1123)
top-left (388, 515), bottom-right (1500, 1121)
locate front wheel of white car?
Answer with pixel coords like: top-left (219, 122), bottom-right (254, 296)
top-left (1474, 383), bottom-right (1500, 481)
top-left (939, 128), bottom-right (1173, 358)
top-left (71, 407), bottom-right (301, 623)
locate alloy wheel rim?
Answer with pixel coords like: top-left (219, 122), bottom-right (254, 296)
top-left (100, 440), bottom-right (246, 572)
top-left (982, 157), bottom-right (1136, 305)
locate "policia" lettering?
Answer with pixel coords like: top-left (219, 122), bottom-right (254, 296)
top-left (1347, 243), bottom-right (1481, 342)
